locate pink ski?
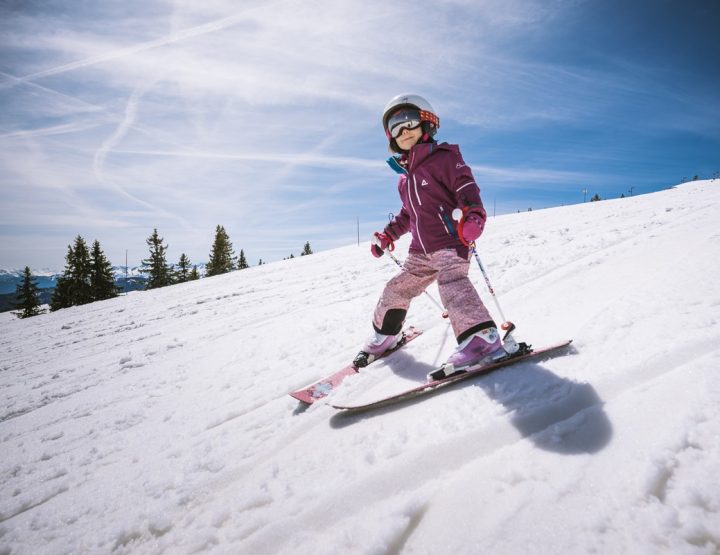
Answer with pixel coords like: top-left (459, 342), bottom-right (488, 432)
top-left (289, 327), bottom-right (423, 404)
top-left (331, 339), bottom-right (573, 411)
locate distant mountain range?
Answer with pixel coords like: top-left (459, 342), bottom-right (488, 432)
top-left (0, 266), bottom-right (147, 294)
top-left (0, 265), bottom-right (208, 312)
top-left (0, 269), bottom-right (59, 294)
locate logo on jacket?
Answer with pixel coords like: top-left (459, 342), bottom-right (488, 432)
top-left (421, 179), bottom-right (428, 187)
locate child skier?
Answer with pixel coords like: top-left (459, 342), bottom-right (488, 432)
top-left (355, 93), bottom-right (505, 376)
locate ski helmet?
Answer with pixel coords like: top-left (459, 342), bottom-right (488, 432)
top-left (382, 93), bottom-right (440, 153)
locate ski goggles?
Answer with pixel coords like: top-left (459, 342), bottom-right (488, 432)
top-left (387, 108), bottom-right (422, 139)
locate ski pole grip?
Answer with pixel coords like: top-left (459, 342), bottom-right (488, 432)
top-left (373, 232), bottom-right (395, 252)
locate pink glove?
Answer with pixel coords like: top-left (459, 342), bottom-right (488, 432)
top-left (461, 213), bottom-right (485, 243)
top-left (371, 232), bottom-right (395, 258)
top-left (453, 207), bottom-right (486, 246)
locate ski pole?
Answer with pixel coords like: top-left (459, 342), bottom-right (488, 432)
top-left (468, 246), bottom-right (506, 322)
top-left (385, 249), bottom-right (449, 319)
top-left (468, 246), bottom-right (520, 352)
top-left (452, 209), bottom-right (519, 352)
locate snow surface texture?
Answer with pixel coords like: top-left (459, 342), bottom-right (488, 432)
top-left (1, 181), bottom-right (719, 554)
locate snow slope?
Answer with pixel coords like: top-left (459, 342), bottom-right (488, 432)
top-left (1, 180), bottom-right (719, 554)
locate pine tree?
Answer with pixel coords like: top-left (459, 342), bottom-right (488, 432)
top-left (13, 266), bottom-right (43, 318)
top-left (176, 253), bottom-right (192, 283)
top-left (141, 228), bottom-right (173, 289)
top-left (50, 244), bottom-right (75, 311)
top-left (90, 240), bottom-right (119, 301)
top-left (70, 236), bottom-right (93, 304)
top-left (301, 241), bottom-right (313, 256)
top-left (237, 249), bottom-right (249, 270)
top-left (189, 265), bottom-right (200, 281)
top-left (206, 225), bottom-right (235, 276)
top-left (590, 193), bottom-right (602, 202)
top-left (51, 236), bottom-right (93, 310)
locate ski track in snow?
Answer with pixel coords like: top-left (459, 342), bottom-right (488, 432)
top-left (1, 181), bottom-right (719, 554)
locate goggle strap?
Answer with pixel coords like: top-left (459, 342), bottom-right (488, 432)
top-left (419, 110), bottom-right (439, 128)
top-left (385, 109), bottom-right (440, 140)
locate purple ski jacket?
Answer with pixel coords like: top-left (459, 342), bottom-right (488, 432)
top-left (384, 142), bottom-right (487, 259)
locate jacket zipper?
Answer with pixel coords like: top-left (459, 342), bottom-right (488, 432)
top-left (408, 172), bottom-right (427, 254)
top-left (412, 175), bottom-right (422, 206)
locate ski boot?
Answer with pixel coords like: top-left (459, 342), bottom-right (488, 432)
top-left (428, 326), bottom-right (506, 381)
top-left (353, 330), bottom-right (403, 368)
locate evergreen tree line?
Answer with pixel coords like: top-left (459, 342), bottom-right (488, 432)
top-left (285, 242), bottom-right (313, 260)
top-left (141, 225), bottom-right (267, 287)
top-left (134, 227), bottom-right (313, 290)
top-left (49, 236), bottom-right (120, 312)
top-left (12, 227), bottom-right (313, 318)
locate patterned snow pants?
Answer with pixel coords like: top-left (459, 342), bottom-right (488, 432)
top-left (373, 248), bottom-right (493, 342)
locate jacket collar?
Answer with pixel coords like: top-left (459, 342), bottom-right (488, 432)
top-left (386, 141), bottom-right (449, 175)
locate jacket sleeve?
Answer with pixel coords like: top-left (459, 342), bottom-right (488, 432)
top-left (385, 205), bottom-right (410, 239)
top-left (445, 146), bottom-right (487, 220)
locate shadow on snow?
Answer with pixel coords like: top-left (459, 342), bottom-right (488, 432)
top-left (329, 348), bottom-right (612, 455)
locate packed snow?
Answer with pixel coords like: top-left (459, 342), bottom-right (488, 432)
top-left (1, 180), bottom-right (719, 554)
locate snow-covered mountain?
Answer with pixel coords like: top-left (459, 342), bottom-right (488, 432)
top-left (0, 269), bottom-right (60, 294)
top-left (1, 181), bottom-right (719, 554)
top-left (0, 267), bottom-right (131, 295)
top-left (105, 263), bottom-right (209, 280)
top-left (0, 267), bottom-right (59, 278)
top-left (0, 265), bottom-right (210, 296)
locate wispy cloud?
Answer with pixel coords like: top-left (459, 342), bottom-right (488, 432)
top-left (89, 80), bottom-right (191, 230)
top-left (470, 163), bottom-right (592, 184)
top-left (111, 148), bottom-right (384, 171)
top-left (0, 0), bottom-right (717, 269)
top-left (0, 121), bottom-right (101, 140)
top-left (1, 3), bottom-right (284, 88)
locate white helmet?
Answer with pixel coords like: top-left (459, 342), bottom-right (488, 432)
top-left (382, 93), bottom-right (440, 153)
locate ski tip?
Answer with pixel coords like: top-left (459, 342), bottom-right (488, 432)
top-left (289, 392), bottom-right (313, 404)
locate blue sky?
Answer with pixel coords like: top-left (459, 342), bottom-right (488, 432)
top-left (1, 0), bottom-right (718, 270)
